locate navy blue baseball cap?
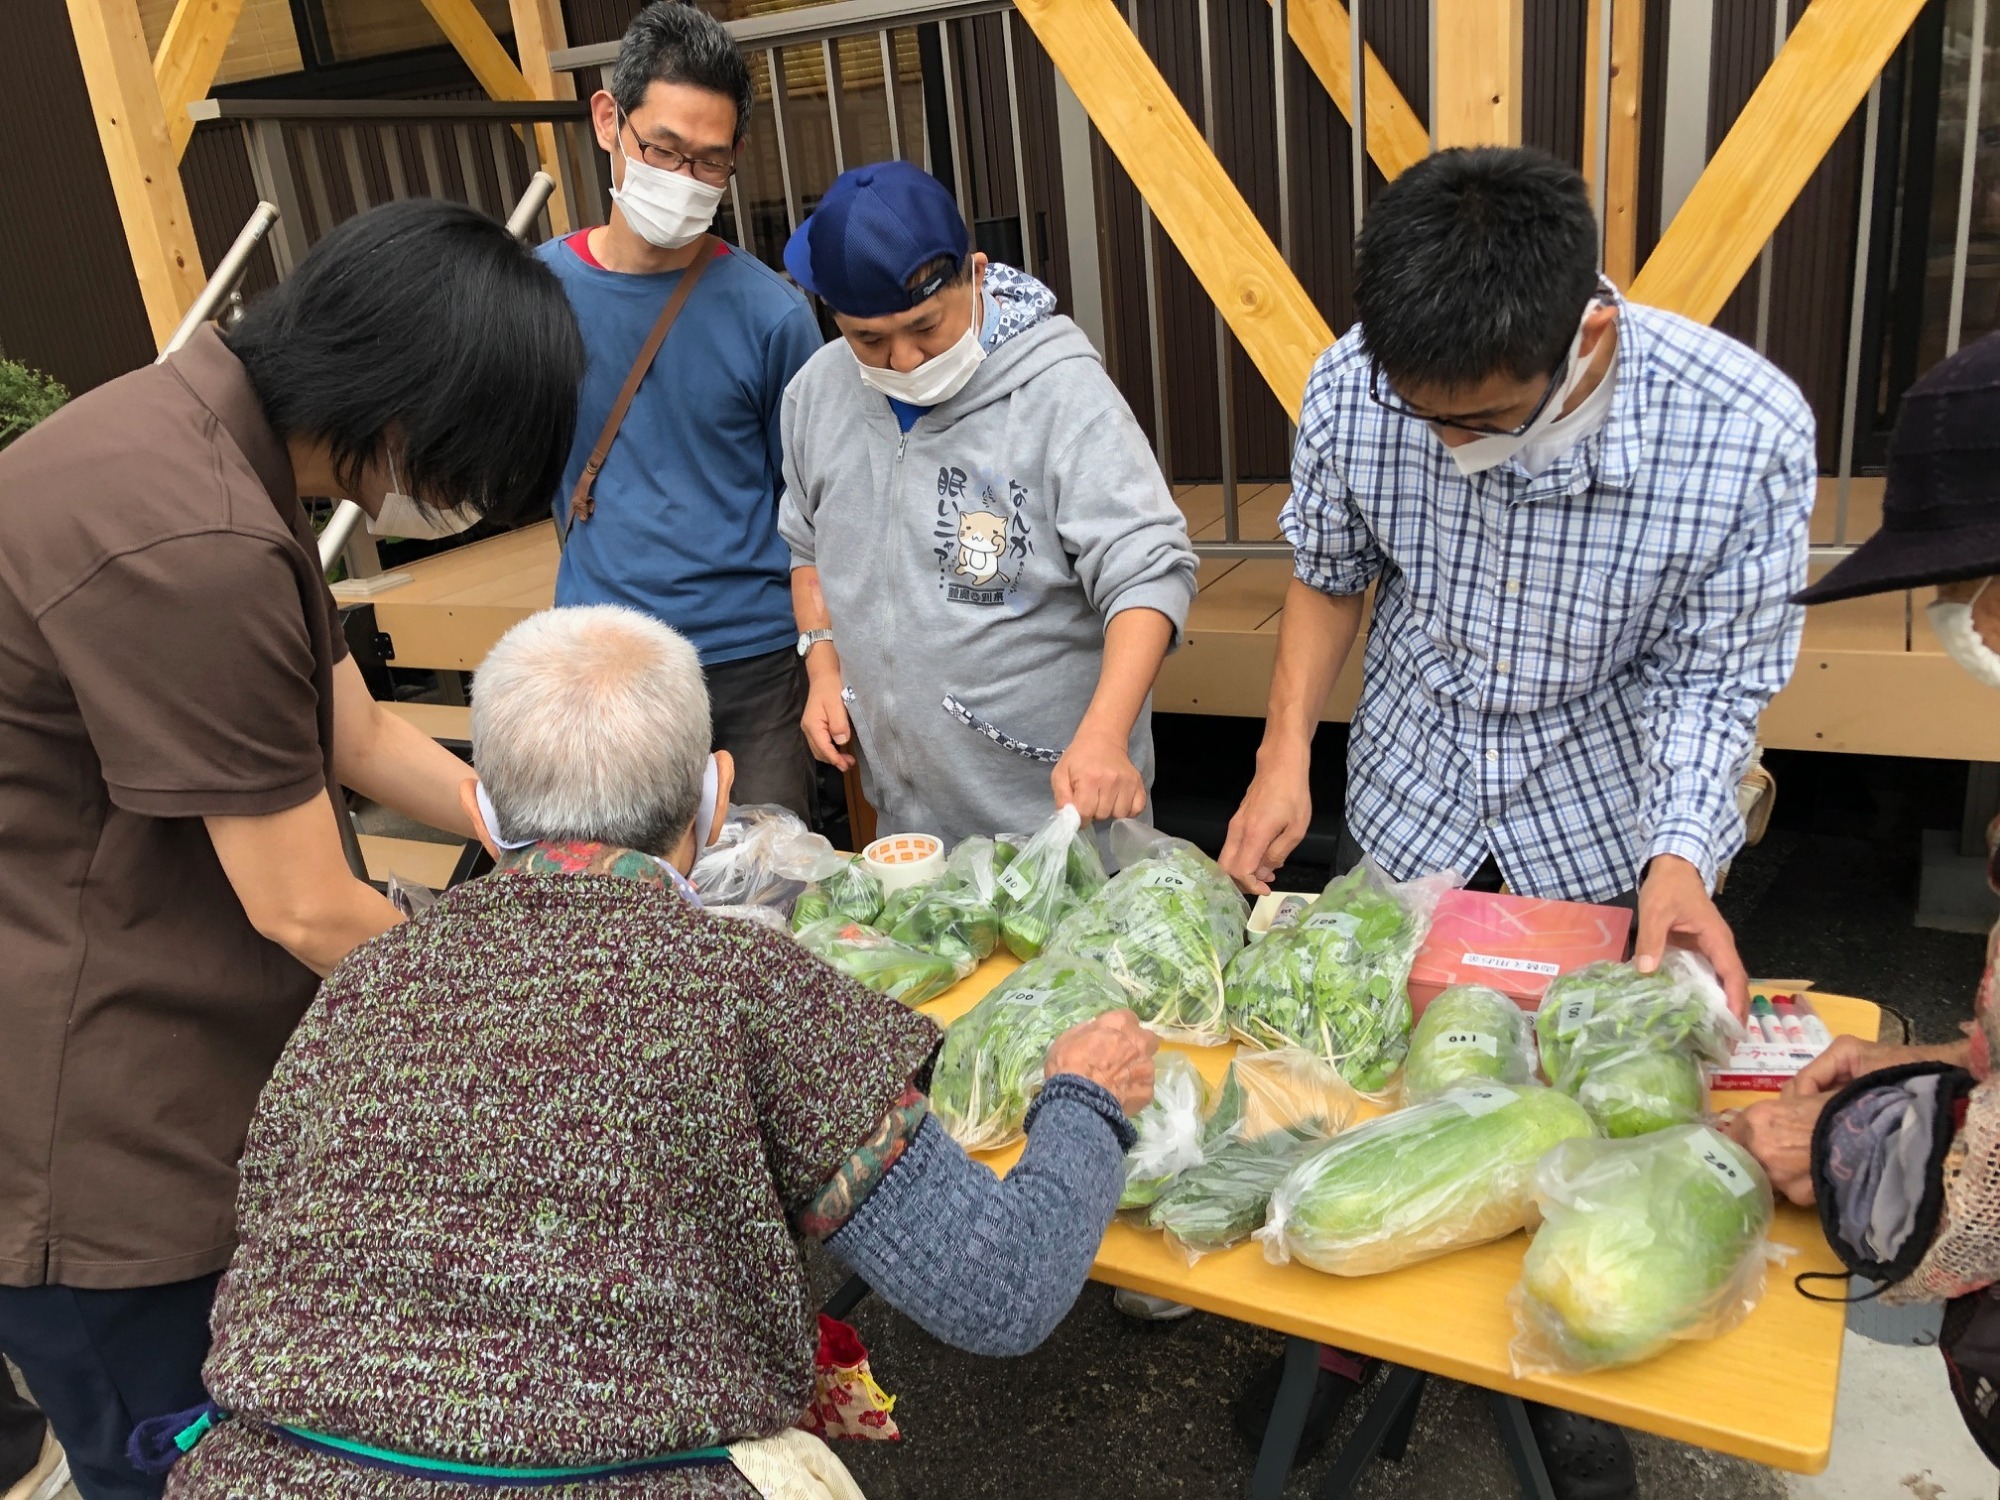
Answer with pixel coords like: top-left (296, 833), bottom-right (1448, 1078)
top-left (784, 160), bottom-right (971, 317)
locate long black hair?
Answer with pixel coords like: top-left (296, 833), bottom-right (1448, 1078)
top-left (225, 198), bottom-right (584, 525)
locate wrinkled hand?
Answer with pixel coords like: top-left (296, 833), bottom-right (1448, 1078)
top-left (1051, 728), bottom-right (1148, 823)
top-left (1635, 854), bottom-right (1749, 1019)
top-left (1043, 1008), bottom-right (1159, 1117)
top-left (1219, 753), bottom-right (1312, 896)
top-left (801, 674), bottom-right (854, 771)
top-left (1718, 1092), bottom-right (1829, 1205)
top-left (1785, 1034), bottom-right (1972, 1098)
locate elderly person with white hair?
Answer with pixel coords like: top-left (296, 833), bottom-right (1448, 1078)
top-left (151, 604), bottom-right (1156, 1500)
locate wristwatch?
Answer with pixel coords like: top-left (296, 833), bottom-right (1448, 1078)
top-left (796, 628), bottom-right (834, 658)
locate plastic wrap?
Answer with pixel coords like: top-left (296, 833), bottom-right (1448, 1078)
top-left (689, 805), bottom-right (841, 912)
top-left (1147, 1122), bottom-right (1331, 1264)
top-left (1119, 1052), bottom-right (1213, 1211)
top-left (793, 919), bottom-right (967, 1005)
top-left (929, 954), bottom-right (1128, 1150)
top-left (1402, 985), bottom-right (1536, 1102)
top-left (1048, 827), bottom-right (1247, 1045)
top-left (708, 904), bottom-right (791, 932)
top-left (994, 806), bottom-right (1108, 959)
top-left (1510, 1125), bottom-right (1774, 1374)
top-left (1535, 950), bottom-right (1744, 1138)
top-left (386, 873), bottom-right (437, 920)
top-left (1223, 861), bottom-right (1458, 1096)
top-left (790, 856), bottom-right (886, 931)
top-left (1223, 1047), bottom-right (1360, 1139)
top-left (1258, 1084), bottom-right (1596, 1276)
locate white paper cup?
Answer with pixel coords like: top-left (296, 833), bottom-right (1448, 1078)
top-left (862, 833), bottom-right (944, 894)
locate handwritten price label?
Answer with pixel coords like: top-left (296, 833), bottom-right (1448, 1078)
top-left (1438, 1030), bottom-right (1500, 1057)
top-left (1688, 1134), bottom-right (1757, 1197)
top-left (1137, 867), bottom-right (1196, 891)
top-left (997, 864), bottom-right (1034, 901)
top-left (1450, 1085), bottom-right (1518, 1118)
top-left (1554, 994), bottom-right (1595, 1036)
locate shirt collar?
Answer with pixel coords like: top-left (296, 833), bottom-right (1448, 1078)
top-left (496, 840), bottom-right (703, 906)
top-left (162, 326), bottom-right (299, 512)
top-left (1589, 287), bottom-right (1649, 493)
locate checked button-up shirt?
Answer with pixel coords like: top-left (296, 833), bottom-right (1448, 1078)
top-left (1281, 295), bottom-right (1816, 903)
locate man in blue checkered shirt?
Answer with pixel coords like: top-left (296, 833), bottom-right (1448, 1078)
top-left (1219, 146), bottom-right (1815, 1494)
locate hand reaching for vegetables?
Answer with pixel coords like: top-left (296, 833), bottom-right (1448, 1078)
top-left (1634, 854), bottom-right (1749, 1020)
top-left (1783, 1034), bottom-right (1974, 1098)
top-left (1717, 1093), bottom-right (1829, 1205)
top-left (1044, 1009), bottom-right (1159, 1117)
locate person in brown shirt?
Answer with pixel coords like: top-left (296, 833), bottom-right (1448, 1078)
top-left (0, 198), bottom-right (583, 1500)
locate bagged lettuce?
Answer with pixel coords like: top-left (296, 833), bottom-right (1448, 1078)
top-left (793, 919), bottom-right (965, 1006)
top-left (1511, 1125), bottom-right (1773, 1374)
top-left (1049, 827), bottom-right (1247, 1045)
top-left (1224, 1047), bottom-right (1359, 1139)
top-left (1223, 862), bottom-right (1455, 1096)
top-left (1120, 1052), bottom-right (1212, 1211)
top-left (790, 855), bottom-right (885, 932)
top-left (1403, 985), bottom-right (1536, 1102)
top-left (930, 954), bottom-right (1128, 1150)
top-left (1147, 1121), bottom-right (1330, 1264)
top-left (1535, 951), bottom-right (1741, 1138)
top-left (995, 806), bottom-right (1107, 959)
top-left (1259, 1084), bottom-right (1595, 1276)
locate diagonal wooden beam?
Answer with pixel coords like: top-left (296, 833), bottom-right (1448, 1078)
top-left (1274, 0), bottom-right (1429, 182)
top-left (1630, 0), bottom-right (1927, 322)
top-left (419, 0), bottom-right (534, 102)
top-left (1014, 0), bottom-right (1332, 417)
top-left (508, 0), bottom-right (574, 233)
top-left (1433, 0), bottom-right (1524, 147)
top-left (1581, 0), bottom-right (1644, 285)
top-left (154, 0), bottom-right (244, 159)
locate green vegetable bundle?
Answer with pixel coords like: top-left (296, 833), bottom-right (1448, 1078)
top-left (1120, 1052), bottom-right (1212, 1211)
top-left (793, 918), bottom-right (965, 1005)
top-left (1511, 1125), bottom-right (1773, 1374)
top-left (1535, 952), bottom-right (1740, 1138)
top-left (1146, 1121), bottom-right (1329, 1264)
top-left (1403, 985), bottom-right (1536, 1102)
top-left (994, 807), bottom-right (1107, 959)
top-left (1260, 1084), bottom-right (1595, 1276)
top-left (930, 954), bottom-right (1127, 1150)
top-left (790, 856), bottom-right (885, 932)
top-left (1050, 836), bottom-right (1247, 1045)
top-left (1223, 863), bottom-right (1451, 1095)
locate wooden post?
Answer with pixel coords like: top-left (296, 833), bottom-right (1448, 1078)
top-left (67, 0), bottom-right (206, 347)
top-left (1581, 0), bottom-right (1644, 284)
top-left (1432, 0), bottom-right (1524, 147)
top-left (509, 0), bottom-right (575, 233)
top-left (154, 0), bottom-right (245, 159)
top-left (1275, 0), bottom-right (1429, 181)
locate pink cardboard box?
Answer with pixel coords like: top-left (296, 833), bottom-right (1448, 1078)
top-left (1408, 888), bottom-right (1633, 1016)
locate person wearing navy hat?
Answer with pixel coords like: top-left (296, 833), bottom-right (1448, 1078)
top-left (777, 162), bottom-right (1197, 846)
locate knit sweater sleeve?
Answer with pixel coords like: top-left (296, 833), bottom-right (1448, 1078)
top-left (823, 1077), bottom-right (1134, 1357)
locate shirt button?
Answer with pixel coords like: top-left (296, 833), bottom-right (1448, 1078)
top-left (1486, 749), bottom-right (1500, 763)
top-left (1486, 817), bottom-right (1501, 829)
top-left (1505, 580), bottom-right (1521, 594)
top-left (1495, 660), bottom-right (1511, 675)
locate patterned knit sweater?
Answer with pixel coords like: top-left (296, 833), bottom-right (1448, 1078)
top-left (171, 857), bottom-right (940, 1498)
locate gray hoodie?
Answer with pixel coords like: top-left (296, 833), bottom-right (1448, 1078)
top-left (779, 268), bottom-right (1197, 846)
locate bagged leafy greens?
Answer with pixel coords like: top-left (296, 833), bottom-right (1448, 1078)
top-left (995, 806), bottom-right (1107, 959)
top-left (930, 954), bottom-right (1128, 1150)
top-left (1147, 1121), bottom-right (1331, 1264)
top-left (1510, 1125), bottom-right (1774, 1374)
top-left (1258, 1083), bottom-right (1595, 1276)
top-left (1535, 951), bottom-right (1742, 1138)
top-left (1223, 1047), bottom-right (1359, 1139)
top-left (1223, 861), bottom-right (1456, 1096)
top-left (1120, 1052), bottom-right (1212, 1211)
top-left (1403, 985), bottom-right (1537, 1102)
top-left (690, 804), bottom-right (841, 912)
top-left (790, 855), bottom-right (885, 932)
top-left (1049, 825), bottom-right (1247, 1045)
top-left (793, 919), bottom-right (966, 1006)
top-left (868, 837), bottom-right (1007, 970)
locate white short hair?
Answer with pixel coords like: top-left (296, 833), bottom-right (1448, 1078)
top-left (472, 605), bottom-right (711, 853)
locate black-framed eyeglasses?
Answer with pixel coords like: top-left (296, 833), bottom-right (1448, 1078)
top-left (618, 110), bottom-right (735, 186)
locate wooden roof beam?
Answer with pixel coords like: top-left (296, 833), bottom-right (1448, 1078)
top-left (153, 0), bottom-right (245, 159)
top-left (1275, 0), bottom-right (1429, 182)
top-left (1433, 0), bottom-right (1524, 147)
top-left (508, 0), bottom-right (576, 234)
top-left (418, 0), bottom-right (535, 102)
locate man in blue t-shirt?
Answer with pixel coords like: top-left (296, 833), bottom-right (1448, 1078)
top-left (539, 1), bottom-right (823, 816)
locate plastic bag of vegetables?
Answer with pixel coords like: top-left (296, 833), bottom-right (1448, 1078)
top-left (690, 804), bottom-right (840, 911)
top-left (1535, 951), bottom-right (1742, 1138)
top-left (790, 855), bottom-right (885, 932)
top-left (1120, 1052), bottom-right (1212, 1211)
top-left (994, 806), bottom-right (1107, 959)
top-left (794, 919), bottom-right (967, 1006)
top-left (1048, 829), bottom-right (1246, 1045)
top-left (1403, 985), bottom-right (1536, 1102)
top-left (930, 954), bottom-right (1128, 1150)
top-left (1510, 1125), bottom-right (1774, 1374)
top-left (1258, 1084), bottom-right (1595, 1276)
top-left (1148, 1120), bottom-right (1331, 1264)
top-left (1223, 861), bottom-right (1457, 1096)
top-left (1224, 1047), bottom-right (1359, 1138)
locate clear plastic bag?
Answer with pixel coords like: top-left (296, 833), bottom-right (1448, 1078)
top-left (793, 918), bottom-right (969, 1006)
top-left (1119, 1052), bottom-right (1212, 1211)
top-left (1223, 860), bottom-right (1459, 1097)
top-left (929, 953), bottom-right (1128, 1151)
top-left (709, 903), bottom-right (791, 933)
top-left (1257, 1083), bottom-right (1595, 1276)
top-left (878, 881), bottom-right (999, 970)
top-left (689, 804), bottom-right (842, 912)
top-left (994, 806), bottom-right (1108, 960)
top-left (1403, 985), bottom-right (1537, 1103)
top-left (1048, 826), bottom-right (1247, 1046)
top-left (386, 873), bottom-right (437, 920)
top-left (1510, 1124), bottom-right (1774, 1375)
top-left (1535, 950), bottom-right (1744, 1138)
top-left (790, 855), bottom-right (886, 931)
top-left (1147, 1122), bottom-right (1331, 1265)
top-left (1222, 1047), bottom-right (1360, 1139)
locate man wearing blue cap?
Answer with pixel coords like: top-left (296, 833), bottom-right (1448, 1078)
top-left (777, 161), bottom-right (1197, 843)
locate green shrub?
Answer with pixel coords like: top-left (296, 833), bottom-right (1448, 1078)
top-left (0, 359), bottom-right (68, 450)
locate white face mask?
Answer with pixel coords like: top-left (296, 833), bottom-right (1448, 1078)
top-left (366, 455), bottom-right (480, 539)
top-left (1443, 312), bottom-right (1598, 477)
top-left (853, 291), bottom-right (986, 406)
top-left (1928, 582), bottom-right (2000, 690)
top-left (610, 129), bottom-right (725, 250)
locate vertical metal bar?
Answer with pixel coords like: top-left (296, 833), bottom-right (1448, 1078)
top-left (1835, 78), bottom-right (1883, 549)
top-left (1002, 10), bottom-right (1034, 273)
top-left (1053, 71), bottom-right (1108, 352)
top-left (880, 29), bottom-right (905, 160)
top-left (823, 38), bottom-right (848, 174)
top-left (1427, 0), bottom-right (1438, 151)
top-left (938, 21), bottom-right (972, 227)
top-left (380, 124), bottom-right (409, 200)
top-left (1946, 0), bottom-right (1989, 356)
top-left (419, 123), bottom-right (447, 200)
top-left (451, 123), bottom-right (486, 215)
top-left (1127, 0), bottom-right (1170, 476)
top-left (1197, 0), bottom-right (1239, 540)
top-left (729, 176), bottom-right (751, 253)
top-left (1274, 0), bottom-right (1293, 263)
top-left (1350, 0), bottom-right (1367, 231)
top-left (766, 48), bottom-right (802, 234)
top-left (1753, 0), bottom-right (1788, 351)
top-left (339, 126), bottom-right (372, 211)
top-left (486, 123), bottom-right (520, 216)
top-left (247, 120), bottom-right (308, 276)
top-left (1592, 0), bottom-right (1613, 237)
top-left (299, 129), bottom-right (336, 241)
top-left (1659, 0), bottom-right (1716, 231)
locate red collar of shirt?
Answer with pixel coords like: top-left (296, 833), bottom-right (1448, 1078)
top-left (564, 229), bottom-right (730, 271)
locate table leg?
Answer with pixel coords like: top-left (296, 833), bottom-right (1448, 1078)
top-left (1248, 1337), bottom-right (1320, 1500)
top-left (1314, 1365), bottom-right (1426, 1499)
top-left (1489, 1393), bottom-right (1558, 1500)
top-left (823, 1274), bottom-right (872, 1320)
